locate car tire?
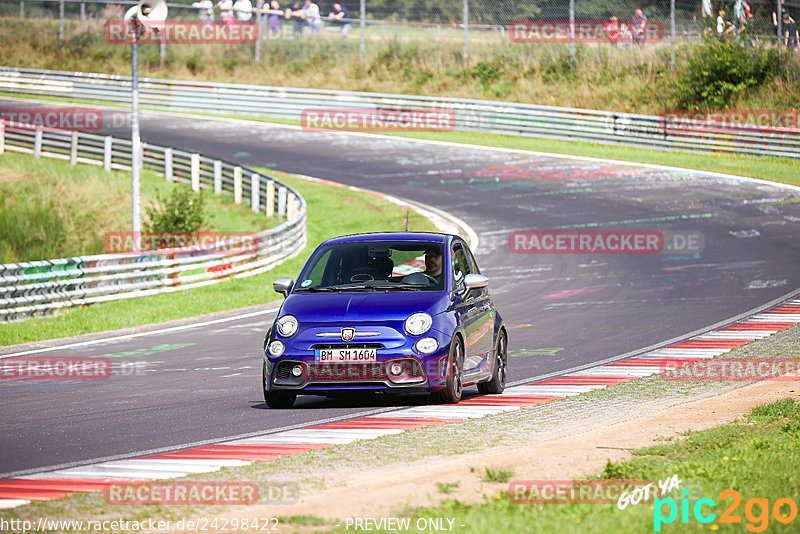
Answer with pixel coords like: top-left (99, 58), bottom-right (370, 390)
top-left (478, 329), bottom-right (507, 395)
top-left (263, 360), bottom-right (297, 409)
top-left (432, 337), bottom-right (464, 404)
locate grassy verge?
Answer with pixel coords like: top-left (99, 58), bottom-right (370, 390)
top-left (0, 170), bottom-right (437, 347)
top-left (0, 152), bottom-right (272, 263)
top-left (5, 323), bottom-right (798, 530)
top-left (1, 17), bottom-right (799, 115)
top-left (387, 398), bottom-right (800, 533)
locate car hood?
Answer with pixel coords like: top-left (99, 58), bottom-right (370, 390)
top-left (281, 291), bottom-right (449, 323)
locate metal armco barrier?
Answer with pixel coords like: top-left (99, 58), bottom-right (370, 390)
top-left (0, 123), bottom-right (306, 323)
top-left (0, 67), bottom-right (798, 159)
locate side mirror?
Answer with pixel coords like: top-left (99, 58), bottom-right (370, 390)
top-left (464, 273), bottom-right (489, 290)
top-left (273, 277), bottom-right (294, 297)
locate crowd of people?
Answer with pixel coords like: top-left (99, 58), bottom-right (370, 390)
top-left (602, 9), bottom-right (650, 49)
top-left (703, 0), bottom-right (798, 49)
top-left (189, 0), bottom-right (353, 38)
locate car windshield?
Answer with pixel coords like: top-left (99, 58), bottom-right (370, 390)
top-left (294, 241), bottom-right (445, 292)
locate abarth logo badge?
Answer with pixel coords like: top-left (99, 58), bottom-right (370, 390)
top-left (341, 328), bottom-right (355, 342)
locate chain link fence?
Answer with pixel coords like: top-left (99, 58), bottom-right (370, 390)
top-left (1, 0), bottom-right (798, 113)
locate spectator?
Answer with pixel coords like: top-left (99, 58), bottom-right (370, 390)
top-left (733, 0), bottom-right (749, 41)
top-left (632, 8), bottom-right (647, 47)
top-left (620, 22), bottom-right (633, 49)
top-left (233, 0), bottom-right (253, 22)
top-left (301, 0), bottom-right (322, 35)
top-left (329, 2), bottom-right (351, 38)
top-left (604, 16), bottom-right (620, 46)
top-left (286, 1), bottom-right (305, 37)
top-left (774, 0), bottom-right (797, 46)
top-left (716, 9), bottom-right (734, 38)
top-left (191, 0), bottom-right (215, 24)
top-left (785, 12), bottom-right (799, 49)
top-left (701, 0), bottom-right (712, 18)
top-left (217, 0), bottom-right (235, 28)
top-left (263, 0), bottom-right (282, 37)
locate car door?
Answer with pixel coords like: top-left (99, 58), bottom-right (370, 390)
top-left (452, 242), bottom-right (493, 372)
top-left (464, 242), bottom-right (495, 371)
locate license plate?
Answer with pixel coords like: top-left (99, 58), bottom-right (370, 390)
top-left (314, 348), bottom-right (377, 362)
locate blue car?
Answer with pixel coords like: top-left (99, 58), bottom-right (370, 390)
top-left (262, 232), bottom-right (507, 408)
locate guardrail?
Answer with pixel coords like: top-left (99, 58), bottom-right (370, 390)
top-left (0, 121), bottom-right (306, 323)
top-left (0, 67), bottom-right (797, 159)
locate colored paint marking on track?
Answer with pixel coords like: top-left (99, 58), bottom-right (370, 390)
top-left (0, 297), bottom-right (798, 510)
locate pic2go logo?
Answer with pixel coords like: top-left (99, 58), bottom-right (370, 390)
top-left (654, 489), bottom-right (798, 532)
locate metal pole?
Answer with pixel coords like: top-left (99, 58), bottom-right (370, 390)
top-left (670, 0), bottom-right (675, 68)
top-left (777, 0), bottom-right (783, 71)
top-left (131, 33), bottom-right (142, 252)
top-left (462, 0), bottom-right (468, 62)
top-left (59, 0), bottom-right (64, 43)
top-left (255, 9), bottom-right (261, 62)
top-left (359, 0), bottom-right (365, 59)
top-left (80, 2), bottom-right (85, 20)
top-left (569, 0), bottom-right (574, 65)
top-left (20, 1), bottom-right (24, 19)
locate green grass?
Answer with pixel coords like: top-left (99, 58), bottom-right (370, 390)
top-left (2, 16), bottom-right (799, 115)
top-left (0, 152), bottom-right (273, 263)
top-left (360, 398), bottom-right (800, 533)
top-left (0, 170), bottom-right (437, 347)
top-left (481, 467), bottom-right (515, 484)
top-left (436, 481), bottom-right (460, 494)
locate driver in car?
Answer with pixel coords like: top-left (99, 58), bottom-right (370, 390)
top-left (424, 248), bottom-right (443, 286)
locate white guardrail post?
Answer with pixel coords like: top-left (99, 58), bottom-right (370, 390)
top-left (69, 131), bottom-right (78, 165)
top-left (164, 147), bottom-right (173, 182)
top-left (103, 136), bottom-right (112, 171)
top-left (266, 180), bottom-right (275, 218)
top-left (251, 173), bottom-right (259, 213)
top-left (33, 127), bottom-right (42, 158)
top-left (213, 160), bottom-right (222, 194)
top-left (0, 124), bottom-right (306, 323)
top-left (0, 119), bottom-right (4, 155)
top-left (234, 166), bottom-right (242, 204)
top-left (190, 153), bottom-right (200, 192)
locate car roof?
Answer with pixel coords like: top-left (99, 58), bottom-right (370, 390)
top-left (321, 232), bottom-right (456, 246)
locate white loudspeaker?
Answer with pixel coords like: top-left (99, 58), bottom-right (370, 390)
top-left (136, 0), bottom-right (167, 31)
top-left (124, 0), bottom-right (167, 33)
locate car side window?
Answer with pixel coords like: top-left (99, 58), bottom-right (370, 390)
top-left (452, 244), bottom-right (472, 293)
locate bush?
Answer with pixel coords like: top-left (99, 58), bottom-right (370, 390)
top-left (671, 37), bottom-right (779, 109)
top-left (144, 187), bottom-right (208, 236)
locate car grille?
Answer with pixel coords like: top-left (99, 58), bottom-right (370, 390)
top-left (305, 361), bottom-right (388, 381)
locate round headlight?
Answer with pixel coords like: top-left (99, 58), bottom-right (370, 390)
top-left (404, 312), bottom-right (432, 336)
top-left (414, 337), bottom-right (438, 355)
top-left (268, 340), bottom-right (285, 357)
top-left (276, 315), bottom-right (298, 337)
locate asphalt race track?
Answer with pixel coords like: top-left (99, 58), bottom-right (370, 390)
top-left (2, 103), bottom-right (800, 477)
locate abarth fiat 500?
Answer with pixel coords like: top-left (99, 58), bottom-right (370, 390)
top-left (262, 232), bottom-right (507, 408)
